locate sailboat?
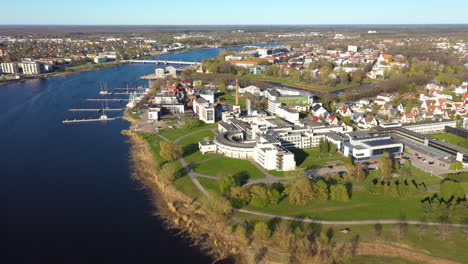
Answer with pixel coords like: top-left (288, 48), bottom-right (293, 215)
top-left (99, 82), bottom-right (109, 95)
top-left (99, 101), bottom-right (108, 119)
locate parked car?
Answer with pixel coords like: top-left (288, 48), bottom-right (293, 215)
top-left (428, 161), bottom-right (434, 165)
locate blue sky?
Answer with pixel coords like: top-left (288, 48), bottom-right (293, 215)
top-left (1, 0), bottom-right (467, 25)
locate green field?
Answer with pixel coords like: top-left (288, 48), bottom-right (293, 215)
top-left (268, 148), bottom-right (346, 176)
top-left (431, 133), bottom-right (468, 149)
top-left (245, 74), bottom-right (361, 92)
top-left (183, 145), bottom-right (218, 164)
top-left (174, 174), bottom-right (202, 200)
top-left (198, 177), bottom-right (221, 196)
top-left (243, 189), bottom-right (425, 221)
top-left (177, 129), bottom-right (215, 146)
top-left (159, 123), bottom-right (217, 141)
top-left (193, 156), bottom-right (265, 179)
top-left (365, 165), bottom-right (442, 186)
top-left (348, 256), bottom-right (422, 264)
top-left (137, 132), bottom-right (165, 163)
top-left (218, 93), bottom-right (247, 109)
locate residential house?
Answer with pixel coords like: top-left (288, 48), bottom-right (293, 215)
top-left (400, 113), bottom-right (416, 123)
top-left (327, 115), bottom-right (339, 125)
top-left (358, 116), bottom-right (379, 129)
top-left (337, 105), bottom-right (353, 117)
top-left (311, 103), bottom-right (329, 118)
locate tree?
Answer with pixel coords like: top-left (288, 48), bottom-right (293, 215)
top-left (449, 161), bottom-right (463, 170)
top-left (249, 185), bottom-right (270, 208)
top-left (273, 220), bottom-right (294, 250)
top-left (372, 223), bottom-right (383, 241)
top-left (252, 222), bottom-right (271, 242)
top-left (417, 217), bottom-right (427, 241)
top-left (440, 180), bottom-right (465, 201)
top-left (313, 180), bottom-right (329, 200)
top-left (329, 185), bottom-right (350, 201)
top-left (207, 196), bottom-right (231, 221)
top-left (219, 173), bottom-right (240, 194)
top-left (378, 152), bottom-right (393, 180)
top-left (285, 178), bottom-right (315, 205)
top-left (159, 162), bottom-right (178, 182)
top-left (159, 141), bottom-right (183, 161)
top-left (229, 186), bottom-right (250, 207)
top-left (355, 163), bottom-right (366, 182)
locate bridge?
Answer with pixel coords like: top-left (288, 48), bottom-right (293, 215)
top-left (122, 60), bottom-right (200, 66)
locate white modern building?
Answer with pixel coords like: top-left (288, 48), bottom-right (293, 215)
top-left (193, 97), bottom-right (215, 123)
top-left (1, 62), bottom-right (20, 74)
top-left (199, 115), bottom-right (351, 171)
top-left (402, 120), bottom-right (456, 134)
top-left (22, 62), bottom-right (42, 75)
top-left (254, 143), bottom-right (295, 171)
top-left (342, 134), bottom-right (403, 161)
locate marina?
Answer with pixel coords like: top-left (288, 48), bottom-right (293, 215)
top-left (68, 108), bottom-right (124, 112)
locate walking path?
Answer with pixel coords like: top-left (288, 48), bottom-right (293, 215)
top-left (234, 209), bottom-right (468, 227)
top-left (155, 130), bottom-right (463, 228)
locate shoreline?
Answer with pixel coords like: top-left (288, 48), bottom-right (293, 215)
top-left (0, 62), bottom-right (124, 86)
top-left (122, 114), bottom-right (249, 263)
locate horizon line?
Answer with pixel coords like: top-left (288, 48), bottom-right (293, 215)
top-left (1, 23), bottom-right (468, 26)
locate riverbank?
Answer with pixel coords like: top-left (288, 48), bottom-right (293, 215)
top-left (122, 114), bottom-right (250, 263)
top-left (0, 61), bottom-right (124, 86)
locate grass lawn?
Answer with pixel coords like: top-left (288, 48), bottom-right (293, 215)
top-left (198, 177), bottom-right (221, 196)
top-left (159, 123), bottom-right (217, 141)
top-left (364, 164), bottom-right (441, 186)
top-left (237, 210), bottom-right (468, 264)
top-left (348, 256), bottom-right (422, 264)
top-left (431, 133), bottom-right (468, 149)
top-left (293, 148), bottom-right (345, 169)
top-left (173, 174), bottom-right (202, 200)
top-left (178, 129), bottom-right (215, 146)
top-left (462, 182), bottom-right (468, 192)
top-left (183, 145), bottom-right (218, 164)
top-left (137, 132), bottom-right (165, 163)
top-left (218, 93), bottom-right (247, 109)
top-left (243, 189), bottom-right (425, 221)
top-left (245, 74), bottom-right (361, 92)
top-left (193, 156), bottom-right (265, 180)
top-left (129, 112), bottom-right (143, 119)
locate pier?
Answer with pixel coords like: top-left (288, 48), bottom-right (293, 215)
top-left (86, 98), bottom-right (128, 101)
top-left (62, 116), bottom-right (122, 123)
top-left (122, 60), bottom-right (200, 65)
top-left (69, 108), bottom-right (125, 112)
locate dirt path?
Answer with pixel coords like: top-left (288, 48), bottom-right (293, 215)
top-left (356, 242), bottom-right (461, 264)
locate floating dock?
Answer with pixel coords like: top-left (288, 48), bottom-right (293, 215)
top-left (86, 98), bottom-right (128, 101)
top-left (62, 117), bottom-right (122, 123)
top-left (68, 108), bottom-right (125, 112)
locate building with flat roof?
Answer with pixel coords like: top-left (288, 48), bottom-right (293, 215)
top-left (199, 115), bottom-right (351, 171)
top-left (402, 120), bottom-right (456, 134)
top-left (193, 97), bottom-right (215, 123)
top-left (1, 62), bottom-right (19, 74)
top-left (342, 134), bottom-right (403, 161)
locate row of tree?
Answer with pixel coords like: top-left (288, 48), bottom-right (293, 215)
top-left (245, 220), bottom-right (357, 264)
top-left (365, 178), bottom-right (427, 197)
top-left (421, 195), bottom-right (468, 224)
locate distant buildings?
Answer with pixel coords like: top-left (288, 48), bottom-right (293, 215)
top-left (1, 62), bottom-right (19, 74)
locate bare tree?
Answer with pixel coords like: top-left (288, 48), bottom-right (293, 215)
top-left (436, 217), bottom-right (451, 241)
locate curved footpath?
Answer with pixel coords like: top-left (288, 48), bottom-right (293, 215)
top-left (156, 132), bottom-right (468, 228)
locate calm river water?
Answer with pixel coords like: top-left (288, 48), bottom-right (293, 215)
top-left (2, 45), bottom-right (276, 263)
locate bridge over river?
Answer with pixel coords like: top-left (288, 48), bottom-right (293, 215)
top-left (122, 60), bottom-right (200, 65)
